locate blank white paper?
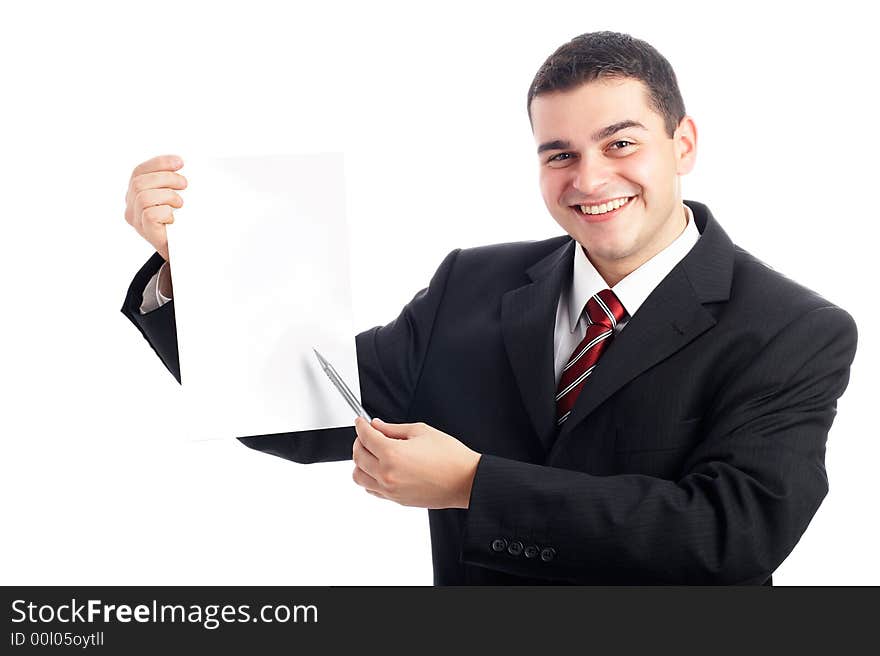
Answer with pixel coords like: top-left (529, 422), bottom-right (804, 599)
top-left (168, 153), bottom-right (360, 441)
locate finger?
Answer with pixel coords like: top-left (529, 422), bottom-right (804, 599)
top-left (371, 418), bottom-right (418, 439)
top-left (134, 188), bottom-right (184, 214)
top-left (131, 154), bottom-right (184, 180)
top-left (127, 170), bottom-right (188, 208)
top-left (352, 436), bottom-right (381, 478)
top-left (134, 191), bottom-right (182, 242)
top-left (140, 205), bottom-right (172, 258)
top-left (351, 463), bottom-right (382, 493)
top-left (354, 416), bottom-right (389, 455)
top-left (366, 490), bottom-right (387, 500)
top-left (134, 189), bottom-right (183, 248)
top-left (141, 204), bottom-right (175, 233)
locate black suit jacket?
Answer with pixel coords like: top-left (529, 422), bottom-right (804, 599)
top-left (121, 200), bottom-right (858, 585)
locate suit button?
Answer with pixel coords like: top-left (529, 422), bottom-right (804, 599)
top-left (540, 547), bottom-right (556, 562)
top-left (507, 540), bottom-right (524, 557)
top-left (524, 544), bottom-right (539, 559)
top-left (491, 538), bottom-right (508, 553)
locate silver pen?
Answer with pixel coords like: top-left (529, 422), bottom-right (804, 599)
top-left (312, 348), bottom-right (373, 422)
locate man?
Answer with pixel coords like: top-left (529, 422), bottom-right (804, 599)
top-left (122, 31), bottom-right (858, 584)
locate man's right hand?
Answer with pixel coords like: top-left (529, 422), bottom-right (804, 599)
top-left (125, 154), bottom-right (187, 262)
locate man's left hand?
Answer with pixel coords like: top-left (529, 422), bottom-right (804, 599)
top-left (352, 417), bottom-right (482, 509)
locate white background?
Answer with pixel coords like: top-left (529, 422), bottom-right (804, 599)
top-left (1, 0), bottom-right (876, 585)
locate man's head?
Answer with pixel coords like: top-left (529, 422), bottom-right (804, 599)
top-left (527, 31), bottom-right (697, 285)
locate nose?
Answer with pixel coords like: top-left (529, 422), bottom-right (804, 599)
top-left (571, 151), bottom-right (612, 197)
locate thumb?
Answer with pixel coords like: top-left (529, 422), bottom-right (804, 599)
top-left (371, 418), bottom-right (416, 439)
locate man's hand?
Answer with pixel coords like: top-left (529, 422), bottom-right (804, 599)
top-left (124, 154), bottom-right (187, 262)
top-left (352, 418), bottom-right (481, 510)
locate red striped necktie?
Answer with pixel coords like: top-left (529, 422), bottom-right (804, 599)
top-left (555, 289), bottom-right (627, 427)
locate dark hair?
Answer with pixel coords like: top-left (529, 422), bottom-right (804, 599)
top-left (527, 31), bottom-right (686, 138)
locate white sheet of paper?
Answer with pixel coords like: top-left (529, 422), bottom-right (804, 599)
top-left (168, 153), bottom-right (360, 441)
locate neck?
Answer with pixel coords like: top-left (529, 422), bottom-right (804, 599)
top-left (589, 203), bottom-right (688, 287)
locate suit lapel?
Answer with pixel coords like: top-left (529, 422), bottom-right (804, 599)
top-left (548, 267), bottom-right (715, 457)
top-left (548, 199), bottom-right (736, 457)
top-left (501, 200), bottom-right (736, 456)
top-left (501, 238), bottom-right (574, 451)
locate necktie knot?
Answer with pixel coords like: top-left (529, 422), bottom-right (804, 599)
top-left (585, 289), bottom-right (626, 330)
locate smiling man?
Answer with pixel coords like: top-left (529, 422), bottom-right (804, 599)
top-left (122, 31), bottom-right (858, 585)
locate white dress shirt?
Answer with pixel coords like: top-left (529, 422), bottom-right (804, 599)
top-left (140, 203), bottom-right (700, 388)
top-left (552, 203), bottom-right (699, 384)
top-left (139, 259), bottom-right (172, 314)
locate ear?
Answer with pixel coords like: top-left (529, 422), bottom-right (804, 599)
top-left (673, 115), bottom-right (697, 175)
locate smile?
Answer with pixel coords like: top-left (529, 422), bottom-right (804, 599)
top-left (569, 195), bottom-right (636, 223)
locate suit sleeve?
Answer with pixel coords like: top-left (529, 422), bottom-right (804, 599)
top-left (121, 248), bottom-right (461, 465)
top-left (120, 252), bottom-right (181, 382)
top-left (461, 305), bottom-right (859, 584)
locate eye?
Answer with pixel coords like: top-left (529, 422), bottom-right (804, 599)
top-left (547, 153), bottom-right (575, 168)
top-left (608, 139), bottom-right (635, 151)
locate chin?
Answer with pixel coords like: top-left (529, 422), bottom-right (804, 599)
top-left (578, 233), bottom-right (641, 263)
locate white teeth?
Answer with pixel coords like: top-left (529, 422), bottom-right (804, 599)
top-left (578, 196), bottom-right (632, 215)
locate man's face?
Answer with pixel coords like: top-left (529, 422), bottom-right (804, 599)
top-left (530, 77), bottom-right (696, 282)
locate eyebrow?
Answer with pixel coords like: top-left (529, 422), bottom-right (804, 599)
top-left (536, 119), bottom-right (648, 155)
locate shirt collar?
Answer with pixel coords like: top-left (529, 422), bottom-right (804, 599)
top-left (569, 202), bottom-right (700, 331)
